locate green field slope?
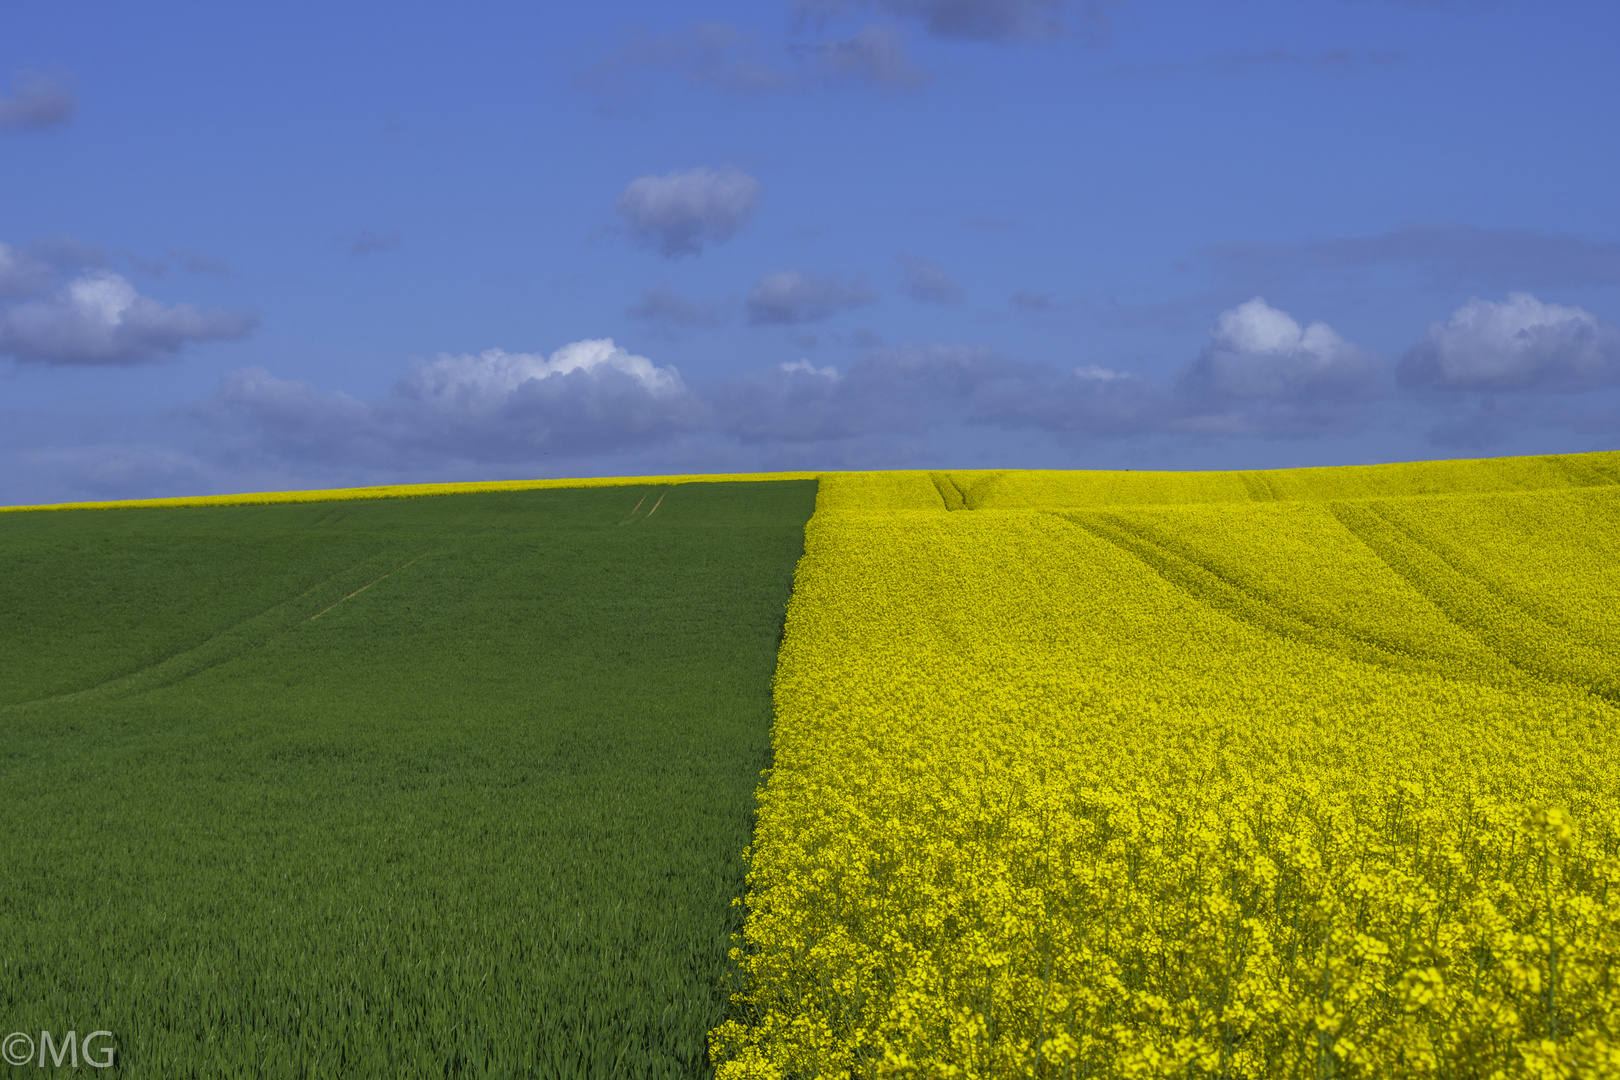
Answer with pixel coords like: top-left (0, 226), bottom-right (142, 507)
top-left (0, 480), bottom-right (816, 1078)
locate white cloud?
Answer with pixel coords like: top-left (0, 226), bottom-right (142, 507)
top-left (746, 269), bottom-right (879, 323)
top-left (0, 268), bottom-right (257, 365)
top-left (1170, 297), bottom-right (1384, 437)
top-left (1398, 292), bottom-right (1620, 392)
top-left (208, 339), bottom-right (705, 467)
top-left (780, 358), bottom-right (841, 378)
top-left (616, 166), bottom-right (761, 258)
top-left (1074, 364), bottom-right (1126, 380)
top-left (1180, 297), bottom-right (1380, 400)
top-left (398, 340), bottom-right (685, 407)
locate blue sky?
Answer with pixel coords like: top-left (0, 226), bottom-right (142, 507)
top-left (3, 0), bottom-right (1617, 503)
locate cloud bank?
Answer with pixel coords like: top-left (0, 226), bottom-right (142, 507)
top-left (206, 340), bottom-right (703, 468)
top-left (17, 294), bottom-right (1618, 503)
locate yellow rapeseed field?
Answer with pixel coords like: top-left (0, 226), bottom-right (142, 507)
top-left (713, 452), bottom-right (1620, 1079)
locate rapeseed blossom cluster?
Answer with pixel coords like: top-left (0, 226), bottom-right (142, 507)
top-left (714, 458), bottom-right (1620, 1078)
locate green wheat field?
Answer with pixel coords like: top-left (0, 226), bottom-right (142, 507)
top-left (1, 480), bottom-right (816, 1078)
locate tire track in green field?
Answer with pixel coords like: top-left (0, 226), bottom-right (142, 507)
top-left (308, 553), bottom-right (428, 620)
top-left (1331, 500), bottom-right (1620, 703)
top-left (617, 490), bottom-right (651, 524)
top-left (1, 548), bottom-right (427, 712)
top-left (617, 485), bottom-right (672, 524)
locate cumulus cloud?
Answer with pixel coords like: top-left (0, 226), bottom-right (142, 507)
top-left (0, 258), bottom-right (257, 365)
top-left (1171, 297), bottom-right (1383, 436)
top-left (896, 253), bottom-right (964, 305)
top-left (1397, 293), bottom-right (1620, 393)
top-left (207, 339), bottom-right (706, 466)
top-left (0, 70), bottom-right (77, 131)
top-left (795, 0), bottom-right (1120, 43)
top-left (617, 166), bottom-right (761, 258)
top-left (626, 284), bottom-right (726, 328)
top-left (747, 269), bottom-right (880, 324)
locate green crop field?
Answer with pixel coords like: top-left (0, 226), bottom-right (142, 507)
top-left (0, 480), bottom-right (817, 1077)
